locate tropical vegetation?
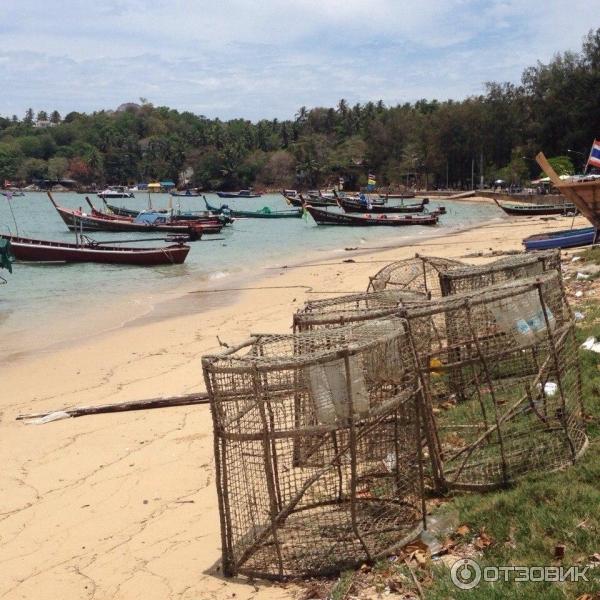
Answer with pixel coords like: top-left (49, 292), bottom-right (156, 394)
top-left (0, 30), bottom-right (599, 190)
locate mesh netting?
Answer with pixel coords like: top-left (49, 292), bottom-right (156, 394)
top-left (293, 289), bottom-right (426, 333)
top-left (367, 255), bottom-right (464, 297)
top-left (401, 271), bottom-right (587, 491)
top-left (438, 250), bottom-right (561, 295)
top-left (202, 320), bottom-right (426, 579)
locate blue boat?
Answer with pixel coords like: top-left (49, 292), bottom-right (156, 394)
top-left (523, 227), bottom-right (597, 250)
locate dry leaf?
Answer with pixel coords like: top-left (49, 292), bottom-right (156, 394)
top-left (456, 525), bottom-right (470, 536)
top-left (474, 528), bottom-right (493, 550)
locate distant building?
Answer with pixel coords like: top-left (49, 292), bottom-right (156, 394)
top-left (34, 120), bottom-right (56, 129)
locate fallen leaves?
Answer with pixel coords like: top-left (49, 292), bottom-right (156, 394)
top-left (473, 528), bottom-right (494, 550)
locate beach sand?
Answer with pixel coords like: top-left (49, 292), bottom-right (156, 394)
top-left (0, 211), bottom-right (588, 600)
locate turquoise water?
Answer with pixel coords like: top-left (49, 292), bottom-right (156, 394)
top-left (0, 191), bottom-right (499, 358)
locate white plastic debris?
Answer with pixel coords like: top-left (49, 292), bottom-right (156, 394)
top-left (581, 337), bottom-right (600, 353)
top-left (577, 272), bottom-right (590, 280)
top-left (572, 256), bottom-right (582, 262)
top-left (574, 311), bottom-right (585, 321)
top-left (26, 411), bottom-right (71, 425)
top-left (575, 291), bottom-right (584, 298)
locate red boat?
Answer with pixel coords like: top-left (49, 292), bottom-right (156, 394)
top-left (0, 234), bottom-right (190, 265)
top-left (304, 204), bottom-right (440, 226)
top-left (47, 194), bottom-right (221, 237)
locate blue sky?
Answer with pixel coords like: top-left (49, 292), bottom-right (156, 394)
top-left (1, 0), bottom-right (598, 121)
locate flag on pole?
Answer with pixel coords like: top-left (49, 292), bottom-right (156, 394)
top-left (586, 139), bottom-right (600, 171)
top-left (367, 173), bottom-right (376, 191)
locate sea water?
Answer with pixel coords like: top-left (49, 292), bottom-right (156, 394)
top-left (0, 192), bottom-right (499, 360)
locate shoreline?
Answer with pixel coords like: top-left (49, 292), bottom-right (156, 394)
top-left (0, 212), bottom-right (589, 600)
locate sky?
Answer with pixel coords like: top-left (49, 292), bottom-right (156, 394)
top-left (1, 0), bottom-right (598, 122)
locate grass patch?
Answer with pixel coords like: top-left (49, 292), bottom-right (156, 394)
top-left (424, 309), bottom-right (600, 599)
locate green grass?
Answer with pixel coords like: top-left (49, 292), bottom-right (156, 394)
top-left (424, 305), bottom-right (600, 599)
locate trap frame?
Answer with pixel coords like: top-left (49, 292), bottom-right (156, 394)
top-left (202, 320), bottom-right (427, 579)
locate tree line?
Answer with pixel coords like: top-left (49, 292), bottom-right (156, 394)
top-left (1, 29), bottom-right (599, 190)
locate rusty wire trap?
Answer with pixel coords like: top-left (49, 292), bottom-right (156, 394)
top-left (202, 320), bottom-right (427, 579)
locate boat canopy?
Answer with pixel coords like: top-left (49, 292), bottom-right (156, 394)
top-left (133, 212), bottom-right (168, 225)
top-left (160, 181), bottom-right (176, 188)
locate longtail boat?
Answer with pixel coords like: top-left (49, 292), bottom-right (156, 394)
top-left (102, 199), bottom-right (233, 225)
top-left (304, 205), bottom-right (439, 226)
top-left (204, 197), bottom-right (302, 218)
top-left (84, 198), bottom-right (224, 234)
top-left (536, 153), bottom-right (600, 236)
top-left (47, 194), bottom-right (212, 238)
top-left (216, 189), bottom-right (262, 198)
top-left (523, 227), bottom-right (596, 251)
top-left (337, 196), bottom-right (429, 214)
top-left (171, 190), bottom-right (201, 197)
top-left (0, 233), bottom-right (190, 265)
top-left (489, 195), bottom-right (577, 216)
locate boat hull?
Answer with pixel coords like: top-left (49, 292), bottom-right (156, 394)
top-left (338, 198), bottom-right (426, 213)
top-left (204, 198), bottom-right (302, 218)
top-left (216, 191), bottom-right (262, 198)
top-left (523, 227), bottom-right (597, 250)
top-left (305, 205), bottom-right (439, 226)
top-left (1, 235), bottom-right (190, 265)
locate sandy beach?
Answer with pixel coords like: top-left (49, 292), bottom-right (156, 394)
top-left (0, 209), bottom-right (589, 600)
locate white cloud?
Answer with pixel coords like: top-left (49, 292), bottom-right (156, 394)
top-left (0, 0), bottom-right (598, 119)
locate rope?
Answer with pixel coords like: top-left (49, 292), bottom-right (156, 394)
top-left (189, 285), bottom-right (362, 295)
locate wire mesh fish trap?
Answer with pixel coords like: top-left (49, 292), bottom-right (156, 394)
top-left (438, 250), bottom-right (561, 296)
top-left (367, 255), bottom-right (464, 297)
top-left (202, 321), bottom-right (426, 580)
top-left (293, 289), bottom-right (426, 333)
top-left (401, 271), bottom-right (587, 491)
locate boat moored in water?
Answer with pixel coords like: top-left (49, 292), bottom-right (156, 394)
top-left (304, 204), bottom-right (439, 226)
top-left (0, 234), bottom-right (190, 265)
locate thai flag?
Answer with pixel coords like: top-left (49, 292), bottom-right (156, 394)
top-left (587, 139), bottom-right (600, 170)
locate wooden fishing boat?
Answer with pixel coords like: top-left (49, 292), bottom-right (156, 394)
top-left (0, 233), bottom-right (190, 265)
top-left (103, 200), bottom-right (153, 218)
top-left (489, 195), bottom-right (577, 216)
top-left (304, 205), bottom-right (439, 226)
top-left (103, 199), bottom-right (232, 225)
top-left (216, 189), bottom-right (262, 198)
top-left (47, 194), bottom-right (212, 238)
top-left (337, 196), bottom-right (429, 214)
top-left (523, 227), bottom-right (596, 250)
top-left (285, 194), bottom-right (336, 208)
top-left (171, 190), bottom-right (201, 197)
top-left (378, 192), bottom-right (416, 199)
top-left (536, 153), bottom-right (600, 233)
top-left (204, 197), bottom-right (302, 218)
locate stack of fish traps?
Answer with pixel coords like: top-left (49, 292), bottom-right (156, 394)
top-left (202, 250), bottom-right (588, 579)
top-left (202, 320), bottom-right (427, 579)
top-left (293, 289), bottom-right (425, 333)
top-left (438, 249), bottom-right (561, 295)
top-left (401, 270), bottom-right (587, 491)
top-left (367, 255), bottom-right (464, 297)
